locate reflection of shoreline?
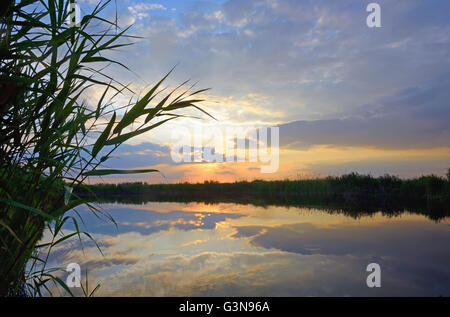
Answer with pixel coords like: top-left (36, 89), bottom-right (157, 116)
top-left (77, 190), bottom-right (450, 222)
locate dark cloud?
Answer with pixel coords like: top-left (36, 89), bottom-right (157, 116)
top-left (98, 142), bottom-right (173, 169)
top-left (279, 75), bottom-right (450, 149)
top-left (81, 256), bottom-right (141, 271)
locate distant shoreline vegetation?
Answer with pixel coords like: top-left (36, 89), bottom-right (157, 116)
top-left (77, 173), bottom-right (450, 221)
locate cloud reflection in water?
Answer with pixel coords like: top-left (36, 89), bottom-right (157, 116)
top-left (45, 202), bottom-right (450, 296)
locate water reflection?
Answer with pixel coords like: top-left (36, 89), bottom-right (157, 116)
top-left (44, 202), bottom-right (450, 296)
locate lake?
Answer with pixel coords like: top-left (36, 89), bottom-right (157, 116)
top-left (43, 202), bottom-right (450, 296)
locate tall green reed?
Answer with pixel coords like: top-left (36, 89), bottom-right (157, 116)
top-left (0, 0), bottom-right (211, 296)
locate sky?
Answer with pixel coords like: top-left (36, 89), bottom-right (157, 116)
top-left (78, 0), bottom-right (450, 183)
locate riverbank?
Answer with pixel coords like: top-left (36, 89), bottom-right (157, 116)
top-left (77, 173), bottom-right (450, 221)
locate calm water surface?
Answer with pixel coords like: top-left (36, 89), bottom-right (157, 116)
top-left (45, 202), bottom-right (450, 296)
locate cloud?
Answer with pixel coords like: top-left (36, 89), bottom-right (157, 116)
top-left (279, 75), bottom-right (450, 150)
top-left (98, 142), bottom-right (173, 169)
top-left (180, 239), bottom-right (208, 247)
top-left (128, 3), bottom-right (167, 20)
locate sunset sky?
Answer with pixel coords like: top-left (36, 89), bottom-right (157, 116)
top-left (79, 0), bottom-right (450, 183)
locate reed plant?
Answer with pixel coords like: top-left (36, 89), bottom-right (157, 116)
top-left (0, 0), bottom-right (210, 296)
